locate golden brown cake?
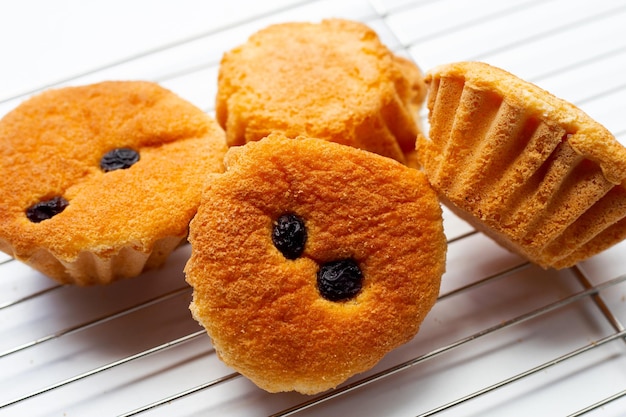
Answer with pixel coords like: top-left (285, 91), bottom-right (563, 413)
top-left (185, 134), bottom-right (446, 394)
top-left (0, 81), bottom-right (228, 285)
top-left (417, 61), bottom-right (626, 269)
top-left (215, 18), bottom-right (427, 165)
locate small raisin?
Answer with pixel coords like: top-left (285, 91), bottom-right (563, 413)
top-left (100, 148), bottom-right (140, 172)
top-left (26, 196), bottom-right (69, 223)
top-left (317, 258), bottom-right (363, 302)
top-left (272, 213), bottom-right (307, 260)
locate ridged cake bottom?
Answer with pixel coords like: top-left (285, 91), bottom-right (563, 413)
top-left (418, 75), bottom-right (626, 269)
top-left (1, 235), bottom-right (185, 285)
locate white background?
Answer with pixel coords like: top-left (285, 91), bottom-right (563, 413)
top-left (1, 1), bottom-right (626, 416)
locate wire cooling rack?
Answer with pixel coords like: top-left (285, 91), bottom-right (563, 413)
top-left (1, 0), bottom-right (626, 416)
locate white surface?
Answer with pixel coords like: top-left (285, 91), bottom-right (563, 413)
top-left (1, 1), bottom-right (626, 416)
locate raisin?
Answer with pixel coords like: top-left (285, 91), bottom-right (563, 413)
top-left (272, 213), bottom-right (307, 260)
top-left (317, 259), bottom-right (363, 302)
top-left (26, 196), bottom-right (69, 223)
top-left (100, 148), bottom-right (140, 172)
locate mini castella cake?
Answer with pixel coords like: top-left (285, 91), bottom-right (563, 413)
top-left (185, 134), bottom-right (446, 394)
top-left (0, 81), bottom-right (228, 285)
top-left (215, 18), bottom-right (427, 165)
top-left (417, 61), bottom-right (626, 269)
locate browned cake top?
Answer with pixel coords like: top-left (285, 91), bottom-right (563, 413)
top-left (0, 81), bottom-right (227, 264)
top-left (185, 134), bottom-right (446, 394)
top-left (216, 18), bottom-right (427, 163)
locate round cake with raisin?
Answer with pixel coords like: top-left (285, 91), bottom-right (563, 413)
top-left (185, 134), bottom-right (446, 394)
top-left (0, 81), bottom-right (227, 285)
top-left (215, 18), bottom-right (427, 165)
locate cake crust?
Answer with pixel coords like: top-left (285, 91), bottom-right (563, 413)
top-left (418, 61), bottom-right (626, 269)
top-left (425, 61), bottom-right (626, 182)
top-left (215, 18), bottom-right (427, 164)
top-left (0, 81), bottom-right (228, 284)
top-left (185, 134), bottom-right (446, 394)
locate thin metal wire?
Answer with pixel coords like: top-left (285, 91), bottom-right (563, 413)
top-left (0, 286), bottom-right (191, 358)
top-left (108, 260), bottom-right (540, 416)
top-left (1, 1), bottom-right (625, 416)
top-left (0, 235), bottom-right (511, 416)
top-left (437, 261), bottom-right (530, 301)
top-left (465, 3), bottom-right (626, 62)
top-left (0, 284), bottom-right (63, 310)
top-left (0, 330), bottom-right (208, 410)
top-left (390, 0), bottom-right (626, 110)
top-left (573, 266), bottom-right (626, 334)
top-left (118, 372), bottom-right (242, 417)
top-left (445, 229), bottom-right (478, 244)
top-left (531, 43), bottom-right (626, 84)
top-left (567, 389), bottom-right (626, 417)
top-left (114, 270), bottom-right (626, 416)
top-left (417, 328), bottom-right (626, 417)
top-left (564, 267), bottom-right (626, 416)
top-left (397, 0), bottom-right (551, 47)
top-left (0, 0), bottom-right (318, 106)
top-left (4, 261), bottom-right (624, 416)
top-left (269, 273), bottom-right (626, 417)
top-left (368, 0), bottom-right (442, 17)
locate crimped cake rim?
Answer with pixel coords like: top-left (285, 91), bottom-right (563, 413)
top-left (425, 61), bottom-right (626, 185)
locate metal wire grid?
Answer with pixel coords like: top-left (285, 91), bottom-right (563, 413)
top-left (1, 237), bottom-right (626, 416)
top-left (1, 0), bottom-right (626, 415)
